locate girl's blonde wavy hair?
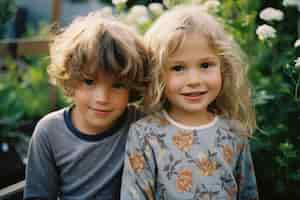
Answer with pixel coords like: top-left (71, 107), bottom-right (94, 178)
top-left (144, 5), bottom-right (256, 134)
top-left (48, 11), bottom-right (151, 101)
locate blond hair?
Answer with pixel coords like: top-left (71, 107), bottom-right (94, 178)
top-left (48, 11), bottom-right (151, 101)
top-left (144, 5), bottom-right (256, 133)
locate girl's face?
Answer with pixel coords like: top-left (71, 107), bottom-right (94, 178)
top-left (163, 32), bottom-right (222, 125)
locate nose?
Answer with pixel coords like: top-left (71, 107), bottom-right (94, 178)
top-left (94, 86), bottom-right (109, 104)
top-left (187, 68), bottom-right (202, 86)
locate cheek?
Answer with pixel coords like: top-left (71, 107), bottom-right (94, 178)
top-left (73, 88), bottom-right (90, 104)
top-left (164, 74), bottom-right (180, 92)
top-left (212, 72), bottom-right (223, 94)
top-left (207, 69), bottom-right (222, 88)
top-left (111, 90), bottom-right (129, 107)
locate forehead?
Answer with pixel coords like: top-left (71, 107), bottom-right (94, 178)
top-left (168, 32), bottom-right (218, 62)
top-left (90, 69), bottom-right (117, 82)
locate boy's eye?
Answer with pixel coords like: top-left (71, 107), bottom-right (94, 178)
top-left (83, 79), bottom-right (94, 85)
top-left (171, 65), bottom-right (185, 72)
top-left (113, 82), bottom-right (126, 89)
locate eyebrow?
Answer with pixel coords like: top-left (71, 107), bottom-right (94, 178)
top-left (169, 56), bottom-right (219, 64)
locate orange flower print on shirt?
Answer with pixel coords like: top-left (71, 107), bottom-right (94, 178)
top-left (158, 116), bottom-right (169, 126)
top-left (176, 168), bottom-right (193, 192)
top-left (223, 144), bottom-right (234, 164)
top-left (172, 132), bottom-right (193, 152)
top-left (197, 158), bottom-right (217, 176)
top-left (129, 153), bottom-right (145, 173)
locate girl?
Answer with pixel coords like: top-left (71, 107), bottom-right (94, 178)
top-left (121, 5), bottom-right (258, 200)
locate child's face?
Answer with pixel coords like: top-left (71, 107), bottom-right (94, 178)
top-left (71, 71), bottom-right (129, 134)
top-left (163, 32), bottom-right (222, 124)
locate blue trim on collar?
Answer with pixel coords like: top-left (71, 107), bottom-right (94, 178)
top-left (63, 106), bottom-right (127, 142)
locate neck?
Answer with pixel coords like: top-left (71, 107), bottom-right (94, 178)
top-left (166, 109), bottom-right (215, 127)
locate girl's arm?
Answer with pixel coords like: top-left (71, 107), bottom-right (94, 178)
top-left (235, 139), bottom-right (259, 200)
top-left (121, 123), bottom-right (157, 200)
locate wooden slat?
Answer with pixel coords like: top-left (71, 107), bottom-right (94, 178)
top-left (52, 0), bottom-right (61, 24)
top-left (0, 180), bottom-right (25, 199)
top-left (0, 38), bottom-right (50, 56)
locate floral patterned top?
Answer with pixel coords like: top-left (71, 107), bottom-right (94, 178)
top-left (121, 111), bottom-right (258, 200)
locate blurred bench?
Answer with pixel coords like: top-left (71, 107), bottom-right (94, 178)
top-left (0, 180), bottom-right (24, 199)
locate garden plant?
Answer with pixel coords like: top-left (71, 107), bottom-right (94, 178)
top-left (0, 0), bottom-right (299, 199)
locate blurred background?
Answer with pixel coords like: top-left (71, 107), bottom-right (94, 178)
top-left (0, 0), bottom-right (299, 199)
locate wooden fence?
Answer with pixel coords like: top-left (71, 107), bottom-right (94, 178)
top-left (0, 0), bottom-right (60, 57)
top-left (0, 0), bottom-right (61, 198)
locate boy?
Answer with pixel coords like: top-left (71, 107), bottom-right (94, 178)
top-left (24, 11), bottom-right (150, 200)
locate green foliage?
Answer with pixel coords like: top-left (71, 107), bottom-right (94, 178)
top-left (0, 0), bottom-right (16, 24)
top-left (0, 57), bottom-right (68, 143)
top-left (0, 0), bottom-right (16, 38)
top-left (100, 0), bottom-right (149, 7)
top-left (216, 0), bottom-right (300, 199)
top-left (0, 0), bottom-right (299, 198)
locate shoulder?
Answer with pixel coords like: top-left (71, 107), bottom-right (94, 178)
top-left (216, 117), bottom-right (249, 142)
top-left (128, 112), bottom-right (170, 140)
top-left (125, 104), bottom-right (146, 123)
top-left (31, 107), bottom-right (67, 142)
top-left (35, 107), bottom-right (66, 130)
top-left (133, 112), bottom-right (169, 128)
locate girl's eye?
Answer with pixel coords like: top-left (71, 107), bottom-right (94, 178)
top-left (171, 65), bottom-right (185, 72)
top-left (200, 62), bottom-right (210, 69)
top-left (113, 82), bottom-right (126, 89)
top-left (83, 79), bottom-right (94, 85)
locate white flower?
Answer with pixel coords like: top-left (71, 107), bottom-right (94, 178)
top-left (259, 7), bottom-right (284, 22)
top-left (126, 5), bottom-right (150, 24)
top-left (294, 39), bottom-right (300, 48)
top-left (282, 0), bottom-right (300, 11)
top-left (295, 57), bottom-right (300, 69)
top-left (148, 3), bottom-right (164, 16)
top-left (256, 24), bottom-right (277, 40)
top-left (191, 0), bottom-right (205, 4)
top-left (1, 143), bottom-right (9, 152)
top-left (100, 6), bottom-right (113, 17)
top-left (112, 0), bottom-right (127, 6)
top-left (163, 0), bottom-right (182, 9)
top-left (203, 0), bottom-right (221, 13)
top-left (283, 0), bottom-right (299, 7)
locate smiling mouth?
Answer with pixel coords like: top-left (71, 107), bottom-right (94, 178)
top-left (90, 107), bottom-right (112, 113)
top-left (181, 91), bottom-right (207, 96)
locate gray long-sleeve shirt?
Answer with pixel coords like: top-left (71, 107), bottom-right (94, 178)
top-left (24, 106), bottom-right (141, 200)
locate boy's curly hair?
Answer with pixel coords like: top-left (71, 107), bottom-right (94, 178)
top-left (48, 11), bottom-right (151, 101)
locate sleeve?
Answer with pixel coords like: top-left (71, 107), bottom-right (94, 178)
top-left (24, 122), bottom-right (59, 200)
top-left (121, 123), bottom-right (157, 200)
top-left (235, 139), bottom-right (259, 200)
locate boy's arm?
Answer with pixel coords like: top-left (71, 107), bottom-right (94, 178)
top-left (121, 124), bottom-right (156, 200)
top-left (235, 139), bottom-right (259, 200)
top-left (24, 123), bottom-right (59, 200)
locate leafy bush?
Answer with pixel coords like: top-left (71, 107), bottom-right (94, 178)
top-left (0, 0), bottom-right (16, 38)
top-left (0, 57), bottom-right (68, 143)
top-left (0, 0), bottom-right (299, 198)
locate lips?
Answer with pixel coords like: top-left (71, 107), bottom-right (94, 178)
top-left (90, 107), bottom-right (112, 116)
top-left (181, 91), bottom-right (207, 101)
top-left (181, 91), bottom-right (207, 96)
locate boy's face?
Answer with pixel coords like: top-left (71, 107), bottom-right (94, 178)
top-left (71, 71), bottom-right (129, 134)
